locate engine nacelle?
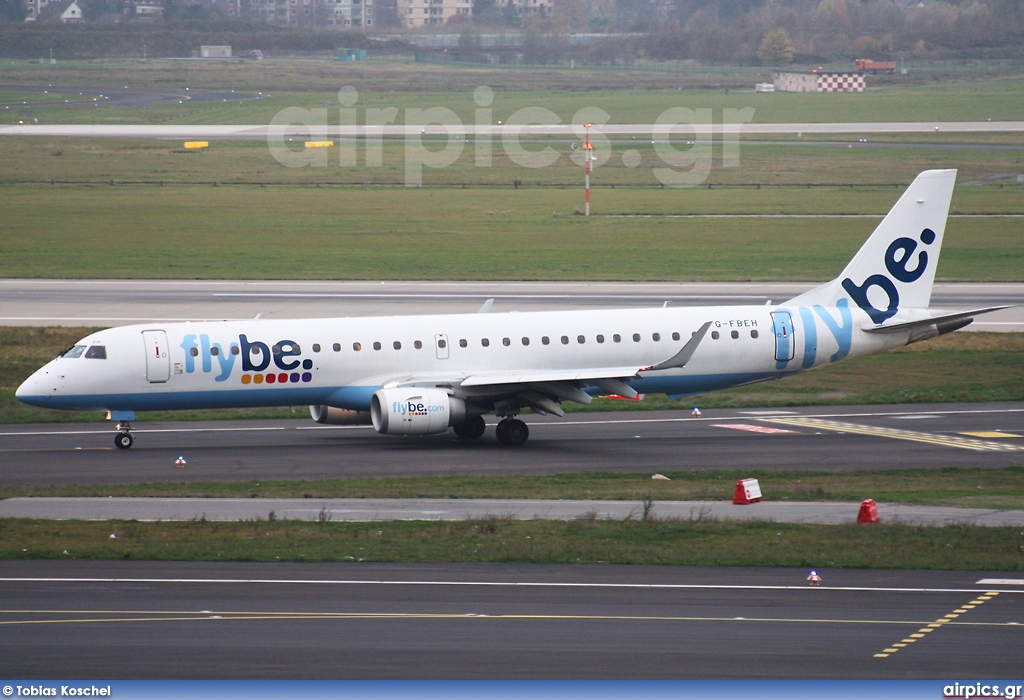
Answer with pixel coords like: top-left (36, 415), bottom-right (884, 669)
top-left (370, 388), bottom-right (466, 435)
top-left (309, 405), bottom-right (372, 425)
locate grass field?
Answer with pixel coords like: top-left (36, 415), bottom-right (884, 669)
top-left (1, 183), bottom-right (1020, 281)
top-left (3, 518), bottom-right (1021, 569)
top-left (3, 327), bottom-right (1022, 424)
top-left (3, 466), bottom-right (1022, 510)
top-left (2, 137), bottom-right (1024, 189)
top-left (2, 60), bottom-right (1024, 125)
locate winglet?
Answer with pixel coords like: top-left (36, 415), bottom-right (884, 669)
top-left (478, 298), bottom-right (495, 314)
top-left (647, 321), bottom-right (712, 371)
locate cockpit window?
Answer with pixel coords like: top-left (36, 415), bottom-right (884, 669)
top-left (61, 345), bottom-right (87, 359)
top-left (85, 346), bottom-right (107, 359)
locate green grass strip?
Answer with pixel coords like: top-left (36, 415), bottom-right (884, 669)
top-left (3, 518), bottom-right (1022, 570)
top-left (3, 467), bottom-right (1022, 510)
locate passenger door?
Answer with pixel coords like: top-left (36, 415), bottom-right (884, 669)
top-left (142, 330), bottom-right (171, 383)
top-left (771, 312), bottom-right (795, 363)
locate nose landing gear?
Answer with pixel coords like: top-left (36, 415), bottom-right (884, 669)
top-left (115, 422), bottom-right (134, 449)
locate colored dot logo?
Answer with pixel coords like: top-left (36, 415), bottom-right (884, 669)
top-left (242, 372), bottom-right (312, 385)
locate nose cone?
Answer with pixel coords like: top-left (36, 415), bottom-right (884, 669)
top-left (15, 367), bottom-right (51, 407)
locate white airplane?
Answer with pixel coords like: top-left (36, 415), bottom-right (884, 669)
top-left (16, 169), bottom-right (1006, 448)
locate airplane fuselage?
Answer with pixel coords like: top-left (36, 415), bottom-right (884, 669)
top-left (16, 303), bottom-right (906, 414)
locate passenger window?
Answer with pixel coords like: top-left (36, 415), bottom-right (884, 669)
top-left (459, 339), bottom-right (467, 348)
top-left (560, 336), bottom-right (569, 345)
top-left (210, 346), bottom-right (219, 356)
top-left (711, 331), bottom-right (720, 340)
top-left (632, 333), bottom-right (641, 342)
top-left (334, 343), bottom-right (341, 352)
top-left (672, 332), bottom-right (680, 341)
top-left (312, 344), bottom-right (321, 353)
top-left (751, 330), bottom-right (759, 339)
top-left (393, 341), bottom-right (402, 350)
top-left (613, 334), bottom-right (621, 343)
top-left (652, 333), bottom-right (661, 341)
top-left (232, 345), bottom-right (240, 355)
top-left (414, 340), bottom-right (423, 349)
top-left (353, 342), bottom-right (361, 351)
top-left (577, 335), bottom-right (585, 344)
top-left (596, 334), bottom-right (604, 343)
top-left (482, 338), bottom-right (490, 347)
top-left (373, 342), bottom-right (382, 351)
top-left (502, 337), bottom-right (511, 347)
top-left (522, 337), bottom-right (530, 346)
top-left (438, 338), bottom-right (447, 349)
top-left (84, 345), bottom-right (106, 359)
top-left (190, 347), bottom-right (199, 357)
top-left (61, 345), bottom-right (87, 359)
top-left (272, 344), bottom-right (280, 354)
top-left (542, 336), bottom-right (550, 345)
top-left (731, 331), bottom-right (739, 339)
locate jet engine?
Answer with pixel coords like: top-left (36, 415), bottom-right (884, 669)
top-left (309, 405), bottom-right (372, 425)
top-left (370, 388), bottom-right (466, 435)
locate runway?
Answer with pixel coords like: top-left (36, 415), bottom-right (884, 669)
top-left (1, 561), bottom-right (1021, 678)
top-left (2, 404), bottom-right (1022, 487)
top-left (0, 280), bottom-right (1020, 330)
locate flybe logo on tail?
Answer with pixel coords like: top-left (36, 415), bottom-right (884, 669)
top-left (840, 228), bottom-right (935, 324)
top-left (180, 334), bottom-right (314, 384)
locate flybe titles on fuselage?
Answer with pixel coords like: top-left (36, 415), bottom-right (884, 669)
top-left (179, 334), bottom-right (314, 385)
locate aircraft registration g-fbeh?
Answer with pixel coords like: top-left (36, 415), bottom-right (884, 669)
top-left (17, 169), bottom-right (1008, 448)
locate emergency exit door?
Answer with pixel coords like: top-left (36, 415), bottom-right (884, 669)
top-left (142, 330), bottom-right (170, 383)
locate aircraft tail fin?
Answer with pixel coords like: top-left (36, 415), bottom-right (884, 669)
top-left (784, 169), bottom-right (956, 323)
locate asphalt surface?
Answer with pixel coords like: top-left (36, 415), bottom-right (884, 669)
top-left (2, 404), bottom-right (1022, 487)
top-left (3, 496), bottom-right (1022, 526)
top-left (1, 560), bottom-right (1021, 679)
top-left (0, 280), bottom-right (1020, 330)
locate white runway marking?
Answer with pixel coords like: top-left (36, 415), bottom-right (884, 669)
top-left (1, 577), bottom-right (1021, 594)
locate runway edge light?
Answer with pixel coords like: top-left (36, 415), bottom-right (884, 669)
top-left (858, 498), bottom-right (880, 524)
top-left (808, 570), bottom-right (822, 585)
top-left (733, 478), bottom-right (762, 505)
top-left (176, 456), bottom-right (187, 468)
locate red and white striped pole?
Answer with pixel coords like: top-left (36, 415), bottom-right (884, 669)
top-left (584, 122), bottom-right (592, 217)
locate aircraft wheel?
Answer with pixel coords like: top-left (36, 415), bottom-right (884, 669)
top-left (453, 415), bottom-right (486, 440)
top-left (496, 419), bottom-right (528, 446)
top-left (115, 433), bottom-right (134, 449)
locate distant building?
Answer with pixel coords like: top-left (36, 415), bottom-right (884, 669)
top-left (60, 0), bottom-right (83, 21)
top-left (200, 45), bottom-right (233, 57)
top-left (245, 0), bottom-right (374, 26)
top-left (401, 0), bottom-right (469, 27)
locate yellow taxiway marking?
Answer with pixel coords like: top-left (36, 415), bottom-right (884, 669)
top-left (874, 592), bottom-right (1001, 660)
top-left (764, 418), bottom-right (1024, 452)
top-left (0, 608), bottom-right (1019, 629)
top-left (960, 431), bottom-right (1021, 438)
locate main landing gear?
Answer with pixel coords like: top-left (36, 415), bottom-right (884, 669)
top-left (453, 415), bottom-right (487, 440)
top-left (115, 422), bottom-right (134, 449)
top-left (495, 418), bottom-right (529, 446)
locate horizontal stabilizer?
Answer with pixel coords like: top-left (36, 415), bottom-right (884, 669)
top-left (861, 306), bottom-right (1009, 334)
